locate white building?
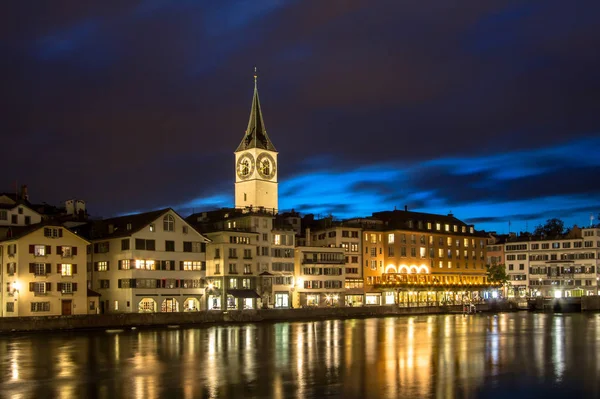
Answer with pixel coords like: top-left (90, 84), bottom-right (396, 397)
top-left (0, 191), bottom-right (43, 232)
top-left (82, 208), bottom-right (210, 313)
top-left (504, 227), bottom-right (600, 298)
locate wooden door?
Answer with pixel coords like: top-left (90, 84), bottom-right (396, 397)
top-left (61, 300), bottom-right (72, 316)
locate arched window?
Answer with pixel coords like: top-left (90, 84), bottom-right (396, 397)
top-left (163, 214), bottom-right (174, 232)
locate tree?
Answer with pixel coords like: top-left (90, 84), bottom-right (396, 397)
top-left (486, 263), bottom-right (509, 285)
top-left (533, 218), bottom-right (565, 238)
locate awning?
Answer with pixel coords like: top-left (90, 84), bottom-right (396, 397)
top-left (227, 289), bottom-right (261, 299)
top-left (259, 271), bottom-right (274, 276)
top-left (87, 289), bottom-right (101, 297)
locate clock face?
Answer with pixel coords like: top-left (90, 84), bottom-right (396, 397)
top-left (256, 152), bottom-right (276, 179)
top-left (236, 153), bottom-right (255, 180)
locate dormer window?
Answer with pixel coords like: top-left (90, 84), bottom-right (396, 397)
top-left (436, 223), bottom-right (441, 231)
top-left (18, 207), bottom-right (23, 215)
top-left (444, 224), bottom-right (450, 232)
top-left (462, 226), bottom-right (466, 233)
top-left (126, 223), bottom-right (132, 230)
top-left (149, 224), bottom-right (155, 232)
top-left (163, 215), bottom-right (175, 232)
top-left (469, 227), bottom-right (474, 234)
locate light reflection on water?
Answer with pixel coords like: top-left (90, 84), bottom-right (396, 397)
top-left (0, 313), bottom-right (599, 398)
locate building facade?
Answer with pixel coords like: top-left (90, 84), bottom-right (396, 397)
top-left (362, 210), bottom-right (495, 306)
top-left (0, 224), bottom-right (90, 317)
top-left (505, 227), bottom-right (600, 298)
top-left (293, 246), bottom-right (346, 308)
top-left (84, 209), bottom-right (210, 313)
top-left (309, 223), bottom-right (364, 306)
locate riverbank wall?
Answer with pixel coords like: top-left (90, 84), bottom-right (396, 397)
top-left (0, 302), bottom-right (511, 334)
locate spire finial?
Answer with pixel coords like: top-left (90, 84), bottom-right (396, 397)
top-left (254, 66), bottom-right (257, 87)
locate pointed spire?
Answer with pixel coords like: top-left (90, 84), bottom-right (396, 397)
top-left (235, 67), bottom-right (277, 152)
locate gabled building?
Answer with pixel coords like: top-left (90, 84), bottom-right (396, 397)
top-left (76, 208), bottom-right (210, 313)
top-left (293, 246), bottom-right (346, 308)
top-left (0, 224), bottom-right (91, 317)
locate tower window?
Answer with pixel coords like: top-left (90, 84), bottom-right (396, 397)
top-left (244, 193), bottom-right (247, 201)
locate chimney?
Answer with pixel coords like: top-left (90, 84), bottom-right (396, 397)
top-left (404, 205), bottom-right (408, 212)
top-left (108, 224), bottom-right (114, 234)
top-left (305, 227), bottom-right (311, 246)
top-left (20, 185), bottom-right (28, 201)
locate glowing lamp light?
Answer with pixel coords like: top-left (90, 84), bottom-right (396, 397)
top-left (207, 283), bottom-right (214, 290)
top-left (491, 291), bottom-right (498, 299)
top-left (12, 282), bottom-right (21, 292)
top-left (554, 290), bottom-right (562, 299)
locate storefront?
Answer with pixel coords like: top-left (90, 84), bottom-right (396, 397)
top-left (345, 294), bottom-right (364, 307)
top-left (274, 292), bottom-right (290, 308)
top-left (365, 293), bottom-right (381, 305)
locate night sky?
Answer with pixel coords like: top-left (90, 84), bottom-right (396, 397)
top-left (3, 1), bottom-right (600, 233)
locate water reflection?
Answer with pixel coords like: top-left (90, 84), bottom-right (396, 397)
top-left (0, 313), bottom-right (599, 398)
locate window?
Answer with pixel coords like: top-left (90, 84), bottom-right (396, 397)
top-left (508, 264), bottom-right (514, 270)
top-left (60, 282), bottom-right (74, 294)
top-left (100, 280), bottom-right (110, 289)
top-left (6, 302), bottom-right (14, 312)
top-left (165, 240), bottom-right (175, 252)
top-left (31, 302), bottom-right (50, 312)
top-left (149, 224), bottom-right (155, 232)
top-left (370, 247), bottom-right (376, 257)
top-left (447, 237), bottom-right (452, 246)
top-left (410, 235), bottom-right (416, 245)
top-left (60, 264), bottom-right (73, 276)
top-left (351, 243), bottom-right (358, 252)
top-left (401, 247), bottom-right (406, 257)
top-left (33, 282), bottom-right (46, 294)
top-left (341, 242), bottom-right (349, 252)
top-left (11, 215), bottom-right (17, 224)
top-left (184, 241), bottom-right (205, 253)
top-left (183, 261), bottom-right (203, 271)
top-left (388, 234), bottom-right (395, 244)
top-left (215, 264), bottom-right (221, 274)
top-left (135, 239), bottom-right (155, 251)
top-left (420, 247), bottom-right (426, 258)
top-left (370, 234), bottom-right (377, 244)
top-left (135, 260), bottom-right (156, 270)
top-left (444, 224), bottom-right (449, 232)
top-left (34, 263), bottom-right (47, 276)
top-left (7, 263), bottom-right (16, 275)
top-left (388, 246), bottom-right (395, 256)
top-left (18, 207), bottom-right (23, 214)
top-left (229, 278), bottom-right (238, 289)
top-left (94, 242), bottom-right (110, 253)
top-left (120, 259), bottom-right (131, 270)
top-left (34, 245), bottom-right (46, 256)
top-left (0, 210), bottom-right (6, 220)
top-left (244, 264), bottom-right (252, 274)
top-left (163, 215), bottom-right (175, 232)
top-left (229, 264), bottom-right (237, 273)
top-left (410, 248), bottom-right (416, 257)
top-left (44, 228), bottom-right (62, 238)
top-left (60, 246), bottom-right (73, 257)
top-left (229, 248), bottom-right (238, 258)
top-left (121, 239), bottom-right (130, 251)
top-left (97, 261), bottom-right (108, 271)
top-left (25, 216), bottom-right (31, 225)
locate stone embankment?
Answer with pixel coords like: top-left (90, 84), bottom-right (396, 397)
top-left (0, 301), bottom-right (511, 334)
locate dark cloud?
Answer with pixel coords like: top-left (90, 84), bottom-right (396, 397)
top-left (1, 0), bottom-right (599, 233)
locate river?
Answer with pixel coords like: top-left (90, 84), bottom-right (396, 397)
top-left (0, 312), bottom-right (599, 398)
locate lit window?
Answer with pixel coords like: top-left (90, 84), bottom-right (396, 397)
top-left (447, 237), bottom-right (452, 246)
top-left (274, 234), bottom-right (281, 245)
top-left (183, 261), bottom-right (203, 271)
top-left (439, 261), bottom-right (443, 268)
top-left (448, 261), bottom-right (452, 268)
top-left (444, 224), bottom-right (449, 232)
top-left (453, 225), bottom-right (458, 232)
top-left (97, 261), bottom-right (108, 271)
top-left (427, 222), bottom-right (432, 230)
top-left (34, 245), bottom-right (46, 256)
top-left (61, 264), bottom-right (72, 276)
top-left (388, 234), bottom-right (394, 244)
top-left (436, 223), bottom-right (441, 231)
top-left (149, 224), bottom-right (155, 232)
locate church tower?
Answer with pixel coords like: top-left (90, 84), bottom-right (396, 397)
top-left (234, 69), bottom-right (278, 212)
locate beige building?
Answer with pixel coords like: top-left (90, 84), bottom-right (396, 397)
top-left (80, 208), bottom-right (210, 313)
top-left (0, 224), bottom-right (90, 317)
top-left (293, 246), bottom-right (346, 308)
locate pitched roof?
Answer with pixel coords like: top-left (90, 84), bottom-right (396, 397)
top-left (0, 222), bottom-right (89, 243)
top-left (82, 208), bottom-right (210, 241)
top-left (235, 72), bottom-right (277, 152)
top-left (87, 208), bottom-right (171, 239)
